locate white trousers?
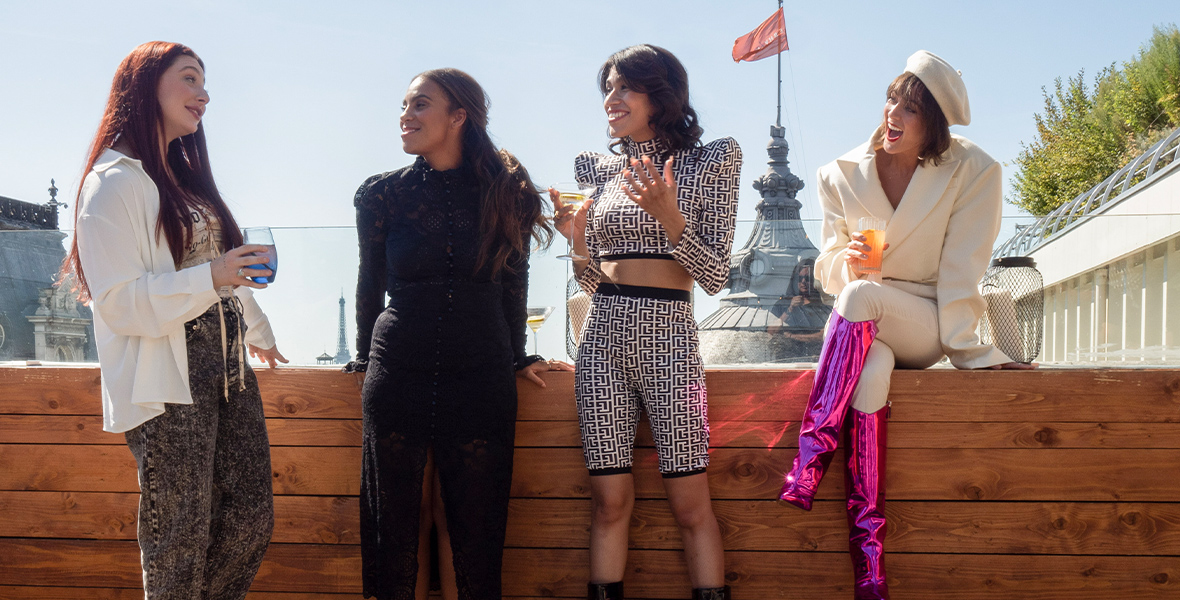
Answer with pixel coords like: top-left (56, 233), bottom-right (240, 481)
top-left (835, 279), bottom-right (944, 413)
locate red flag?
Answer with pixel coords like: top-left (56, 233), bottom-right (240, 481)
top-left (732, 8), bottom-right (788, 62)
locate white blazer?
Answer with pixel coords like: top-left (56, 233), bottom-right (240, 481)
top-left (815, 134), bottom-right (1010, 369)
top-left (76, 149), bottom-right (276, 433)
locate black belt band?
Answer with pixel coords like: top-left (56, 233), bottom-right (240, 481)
top-left (596, 283), bottom-right (691, 302)
top-left (601, 253), bottom-right (675, 261)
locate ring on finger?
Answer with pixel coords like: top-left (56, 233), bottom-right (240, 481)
top-left (237, 268), bottom-right (245, 277)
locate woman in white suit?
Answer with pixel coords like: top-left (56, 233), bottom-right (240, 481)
top-left (777, 51), bottom-right (1032, 600)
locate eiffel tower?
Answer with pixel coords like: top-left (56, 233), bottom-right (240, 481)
top-left (333, 291), bottom-right (350, 364)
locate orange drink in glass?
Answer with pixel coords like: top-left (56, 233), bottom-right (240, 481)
top-left (857, 217), bottom-right (887, 275)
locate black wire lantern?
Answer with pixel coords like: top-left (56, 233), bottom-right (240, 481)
top-left (979, 256), bottom-right (1044, 364)
top-left (566, 276), bottom-right (589, 360)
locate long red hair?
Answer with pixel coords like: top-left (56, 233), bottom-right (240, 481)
top-left (61, 41), bottom-right (243, 301)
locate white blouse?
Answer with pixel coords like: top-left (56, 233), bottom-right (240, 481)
top-left (76, 149), bottom-right (275, 432)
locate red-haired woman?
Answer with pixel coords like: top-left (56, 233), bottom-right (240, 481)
top-left (62, 41), bottom-right (287, 598)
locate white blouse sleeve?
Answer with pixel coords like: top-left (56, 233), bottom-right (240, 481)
top-left (77, 167), bottom-right (220, 339)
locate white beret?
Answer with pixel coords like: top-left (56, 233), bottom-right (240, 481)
top-left (904, 50), bottom-right (970, 126)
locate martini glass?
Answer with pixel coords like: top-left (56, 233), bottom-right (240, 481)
top-left (551, 182), bottom-right (596, 260)
top-left (525, 306), bottom-right (554, 355)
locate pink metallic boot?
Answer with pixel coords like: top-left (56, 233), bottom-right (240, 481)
top-left (778, 312), bottom-right (877, 510)
top-left (845, 406), bottom-right (890, 600)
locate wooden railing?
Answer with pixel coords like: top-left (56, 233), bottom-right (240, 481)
top-left (1, 365), bottom-right (1178, 599)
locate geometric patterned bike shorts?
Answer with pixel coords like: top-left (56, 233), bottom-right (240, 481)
top-left (575, 283), bottom-right (709, 478)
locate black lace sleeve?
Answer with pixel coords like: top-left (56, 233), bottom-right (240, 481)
top-left (350, 173), bottom-right (390, 372)
top-left (503, 226), bottom-right (539, 372)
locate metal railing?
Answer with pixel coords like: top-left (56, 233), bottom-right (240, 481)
top-left (994, 127), bottom-right (1180, 258)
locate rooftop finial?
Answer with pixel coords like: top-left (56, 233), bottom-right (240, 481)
top-left (45, 179), bottom-right (67, 213)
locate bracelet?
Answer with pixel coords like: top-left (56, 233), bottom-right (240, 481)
top-left (514, 355), bottom-right (545, 371)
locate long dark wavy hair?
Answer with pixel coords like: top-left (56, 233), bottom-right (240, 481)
top-left (61, 41), bottom-right (242, 302)
top-left (414, 68), bottom-right (552, 276)
top-left (598, 44), bottom-right (704, 154)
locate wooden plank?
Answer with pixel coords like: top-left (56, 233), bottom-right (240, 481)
top-left (0, 367), bottom-right (102, 415)
top-left (506, 499), bottom-right (1180, 555)
top-left (9, 490), bottom-right (1177, 556)
top-left (510, 447), bottom-right (1180, 502)
top-left (0, 491), bottom-right (137, 540)
top-left (0, 445), bottom-right (361, 496)
top-left (0, 444), bottom-right (137, 492)
top-left (255, 369), bottom-right (363, 419)
top-left (0, 587), bottom-right (143, 600)
top-left (0, 415), bottom-right (119, 444)
top-left (507, 548), bottom-right (1180, 599)
top-left (0, 539), bottom-right (361, 592)
top-left (6, 444), bottom-right (1179, 501)
top-left (0, 590), bottom-right (372, 600)
top-left (0, 492), bottom-right (361, 545)
top-left (884, 421), bottom-right (1180, 449)
top-left (0, 586), bottom-right (572, 600)
top-left (272, 495), bottom-right (360, 544)
top-left (503, 549), bottom-right (1180, 598)
top-left (5, 367), bottom-right (1180, 424)
top-left (264, 419), bottom-right (362, 447)
top-left (8, 413), bottom-right (1180, 451)
top-left (0, 416), bottom-right (363, 447)
top-left (4, 540), bottom-right (1177, 598)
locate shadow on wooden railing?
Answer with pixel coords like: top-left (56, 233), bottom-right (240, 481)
top-left (1, 366), bottom-right (1178, 599)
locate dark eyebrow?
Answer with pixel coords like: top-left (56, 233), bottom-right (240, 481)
top-left (408, 94), bottom-right (432, 102)
top-left (179, 65), bottom-right (204, 77)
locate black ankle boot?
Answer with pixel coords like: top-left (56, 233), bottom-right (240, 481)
top-left (692, 585), bottom-right (731, 600)
top-left (588, 581), bottom-right (623, 600)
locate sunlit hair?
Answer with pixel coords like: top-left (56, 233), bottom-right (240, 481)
top-left (412, 68), bottom-right (553, 276)
top-left (598, 44), bottom-right (703, 154)
top-left (871, 72), bottom-right (951, 166)
top-left (61, 41), bottom-right (242, 301)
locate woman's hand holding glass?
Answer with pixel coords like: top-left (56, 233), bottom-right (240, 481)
top-left (623, 155), bottom-right (684, 245)
top-left (211, 245), bottom-right (273, 289)
top-left (550, 186), bottom-right (595, 262)
top-left (843, 232), bottom-right (891, 278)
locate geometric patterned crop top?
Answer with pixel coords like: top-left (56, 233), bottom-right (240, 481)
top-left (574, 136), bottom-right (742, 296)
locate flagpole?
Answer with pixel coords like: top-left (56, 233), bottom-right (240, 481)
top-left (776, 0), bottom-right (783, 127)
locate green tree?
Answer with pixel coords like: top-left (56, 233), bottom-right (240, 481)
top-left (1010, 71), bottom-right (1124, 216)
top-left (1010, 24), bottom-right (1180, 216)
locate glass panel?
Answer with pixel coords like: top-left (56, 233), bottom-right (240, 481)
top-left (7, 211), bottom-right (1180, 367)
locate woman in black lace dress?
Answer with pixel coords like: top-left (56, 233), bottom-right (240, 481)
top-left (348, 68), bottom-right (567, 600)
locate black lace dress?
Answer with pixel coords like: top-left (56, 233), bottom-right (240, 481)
top-left (351, 157), bottom-right (538, 600)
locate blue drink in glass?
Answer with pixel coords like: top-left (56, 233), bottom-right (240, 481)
top-left (246, 244), bottom-right (277, 284)
top-left (242, 227), bottom-right (278, 284)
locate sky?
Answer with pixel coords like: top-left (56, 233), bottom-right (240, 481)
top-left (1, 0), bottom-right (1175, 364)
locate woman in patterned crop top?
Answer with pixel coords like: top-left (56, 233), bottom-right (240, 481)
top-left (553, 44), bottom-right (742, 600)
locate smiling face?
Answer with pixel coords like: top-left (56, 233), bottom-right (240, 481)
top-left (156, 55), bottom-right (208, 145)
top-left (880, 93), bottom-right (927, 158)
top-left (603, 67), bottom-right (656, 142)
top-left (400, 76), bottom-right (465, 162)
